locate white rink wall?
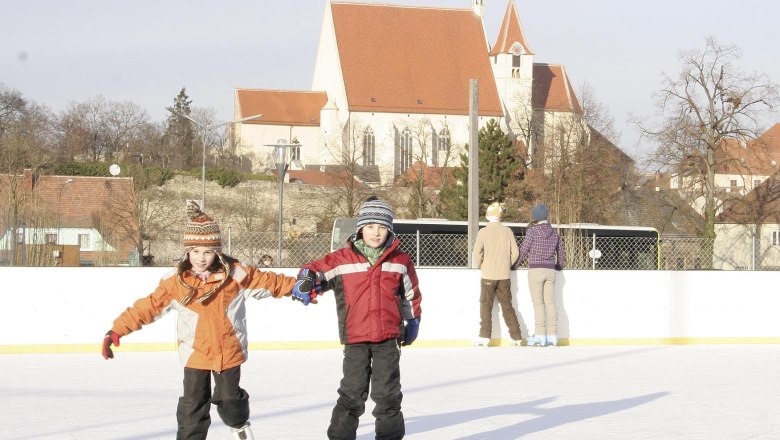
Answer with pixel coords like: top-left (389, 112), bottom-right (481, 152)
top-left (1, 267), bottom-right (778, 352)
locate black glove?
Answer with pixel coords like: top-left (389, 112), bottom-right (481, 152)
top-left (102, 330), bottom-right (121, 359)
top-left (292, 268), bottom-right (322, 306)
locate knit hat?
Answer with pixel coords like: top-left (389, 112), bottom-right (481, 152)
top-left (531, 203), bottom-right (549, 221)
top-left (485, 202), bottom-right (504, 222)
top-left (183, 201), bottom-right (222, 252)
top-left (356, 196), bottom-right (394, 233)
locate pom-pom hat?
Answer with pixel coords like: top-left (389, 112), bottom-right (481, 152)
top-left (183, 201), bottom-right (222, 252)
top-left (356, 196), bottom-right (394, 234)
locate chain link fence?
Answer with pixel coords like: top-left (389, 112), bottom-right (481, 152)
top-left (219, 232), bottom-right (776, 271)
top-left (4, 228), bottom-right (780, 270)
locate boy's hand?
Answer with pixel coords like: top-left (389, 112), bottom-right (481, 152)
top-left (401, 318), bottom-right (420, 346)
top-left (292, 269), bottom-right (320, 306)
top-left (102, 330), bottom-right (121, 359)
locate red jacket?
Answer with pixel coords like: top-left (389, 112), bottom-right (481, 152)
top-left (111, 262), bottom-right (295, 371)
top-left (303, 237), bottom-right (422, 345)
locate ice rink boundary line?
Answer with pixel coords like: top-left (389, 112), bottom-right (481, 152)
top-left (2, 337), bottom-right (780, 354)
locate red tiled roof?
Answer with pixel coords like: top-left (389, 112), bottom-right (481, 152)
top-left (716, 123), bottom-right (780, 175)
top-left (330, 2), bottom-right (503, 116)
top-left (235, 89), bottom-right (327, 126)
top-left (532, 64), bottom-right (581, 113)
top-left (489, 0), bottom-right (534, 56)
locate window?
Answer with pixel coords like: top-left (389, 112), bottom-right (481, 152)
top-left (362, 127), bottom-right (375, 166)
top-left (754, 179), bottom-right (761, 188)
top-left (730, 179), bottom-right (738, 187)
top-left (438, 128), bottom-right (451, 152)
top-left (399, 129), bottom-right (413, 174)
top-left (773, 230), bottom-right (780, 246)
top-left (290, 145), bottom-right (301, 161)
top-left (512, 55), bottom-right (521, 68)
top-left (78, 234), bottom-right (90, 250)
top-left (16, 232), bottom-right (23, 244)
top-left (45, 234), bottom-right (57, 245)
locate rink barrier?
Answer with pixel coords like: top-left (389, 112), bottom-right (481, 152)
top-left (1, 267), bottom-right (779, 354)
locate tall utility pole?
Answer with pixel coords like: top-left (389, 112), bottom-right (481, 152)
top-left (467, 79), bottom-right (479, 268)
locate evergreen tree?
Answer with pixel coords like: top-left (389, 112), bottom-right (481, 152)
top-left (439, 119), bottom-right (522, 220)
top-left (162, 87), bottom-right (195, 170)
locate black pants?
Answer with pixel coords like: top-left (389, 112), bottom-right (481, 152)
top-left (327, 339), bottom-right (404, 440)
top-left (176, 365), bottom-right (249, 440)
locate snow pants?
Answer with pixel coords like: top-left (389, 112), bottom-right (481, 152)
top-left (176, 365), bottom-right (249, 440)
top-left (327, 339), bottom-right (405, 440)
top-left (479, 278), bottom-right (523, 341)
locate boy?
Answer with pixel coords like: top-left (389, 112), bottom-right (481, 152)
top-left (292, 196), bottom-right (422, 440)
top-left (102, 202), bottom-right (297, 440)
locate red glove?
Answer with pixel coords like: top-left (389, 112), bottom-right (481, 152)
top-left (102, 331), bottom-right (121, 359)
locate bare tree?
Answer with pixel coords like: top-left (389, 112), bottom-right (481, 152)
top-left (637, 37), bottom-right (779, 238)
top-left (319, 116), bottom-right (374, 220)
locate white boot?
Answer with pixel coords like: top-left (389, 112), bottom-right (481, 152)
top-left (473, 337), bottom-right (490, 347)
top-left (546, 335), bottom-right (558, 347)
top-left (231, 422), bottom-right (255, 440)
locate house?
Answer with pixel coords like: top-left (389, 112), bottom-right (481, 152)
top-left (0, 170), bottom-right (139, 266)
top-left (670, 122), bottom-right (780, 214)
top-left (233, 0), bottom-right (589, 186)
top-left (714, 170), bottom-right (780, 270)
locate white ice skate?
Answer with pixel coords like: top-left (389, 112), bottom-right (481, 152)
top-left (231, 422), bottom-right (255, 440)
top-left (526, 335), bottom-right (546, 347)
top-left (472, 337), bottom-right (490, 347)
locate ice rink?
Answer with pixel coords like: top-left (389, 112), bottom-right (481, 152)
top-left (2, 344), bottom-right (779, 439)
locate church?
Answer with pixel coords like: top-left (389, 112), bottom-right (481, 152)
top-left (233, 0), bottom-right (584, 186)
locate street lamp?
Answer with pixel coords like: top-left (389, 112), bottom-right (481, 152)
top-left (165, 107), bottom-right (263, 211)
top-left (57, 179), bottom-right (73, 246)
top-left (264, 139), bottom-right (300, 266)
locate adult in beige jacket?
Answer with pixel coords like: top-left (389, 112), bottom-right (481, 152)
top-left (472, 202), bottom-right (523, 346)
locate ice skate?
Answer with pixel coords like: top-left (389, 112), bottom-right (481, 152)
top-left (231, 422), bottom-right (255, 440)
top-left (510, 339), bottom-right (523, 347)
top-left (526, 334), bottom-right (546, 347)
top-left (546, 335), bottom-right (558, 347)
top-left (473, 337), bottom-right (490, 347)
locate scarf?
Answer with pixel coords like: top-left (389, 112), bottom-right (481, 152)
top-left (354, 239), bottom-right (385, 266)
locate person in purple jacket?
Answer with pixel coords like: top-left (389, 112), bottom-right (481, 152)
top-left (513, 203), bottom-right (566, 347)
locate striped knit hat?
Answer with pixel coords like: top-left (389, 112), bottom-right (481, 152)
top-left (183, 201), bottom-right (222, 252)
top-left (356, 196), bottom-right (394, 233)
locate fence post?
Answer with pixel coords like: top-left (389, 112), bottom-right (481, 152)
top-left (416, 230), bottom-right (420, 266)
top-left (592, 234), bottom-right (596, 270)
top-left (226, 226), bottom-right (232, 255)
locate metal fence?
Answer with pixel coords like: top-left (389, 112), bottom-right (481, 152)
top-left (4, 229), bottom-right (779, 270)
top-left (221, 232), bottom-right (773, 271)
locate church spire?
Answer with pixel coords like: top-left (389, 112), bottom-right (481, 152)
top-left (490, 0), bottom-right (534, 56)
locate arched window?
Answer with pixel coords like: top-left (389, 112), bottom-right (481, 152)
top-left (398, 128), bottom-right (413, 174)
top-left (362, 127), bottom-right (375, 166)
top-left (438, 128), bottom-right (451, 153)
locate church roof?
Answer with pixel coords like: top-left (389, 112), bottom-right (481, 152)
top-left (532, 64), bottom-right (581, 113)
top-left (489, 0), bottom-right (534, 56)
top-left (329, 2), bottom-right (503, 116)
top-left (235, 89), bottom-right (328, 126)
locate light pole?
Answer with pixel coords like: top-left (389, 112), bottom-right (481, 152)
top-left (264, 139), bottom-right (300, 266)
top-left (57, 179), bottom-right (73, 246)
top-left (165, 108), bottom-right (262, 211)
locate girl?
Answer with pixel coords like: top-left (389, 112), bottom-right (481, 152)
top-left (102, 202), bottom-right (296, 440)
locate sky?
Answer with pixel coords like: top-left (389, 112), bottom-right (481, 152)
top-left (2, 345), bottom-right (779, 439)
top-left (2, 0), bottom-right (780, 160)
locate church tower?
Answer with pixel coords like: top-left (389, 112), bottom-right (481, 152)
top-left (490, 1), bottom-right (535, 158)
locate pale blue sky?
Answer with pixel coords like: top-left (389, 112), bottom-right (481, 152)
top-left (2, 0), bottom-right (779, 158)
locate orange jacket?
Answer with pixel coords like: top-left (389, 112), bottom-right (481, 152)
top-left (111, 262), bottom-right (295, 372)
